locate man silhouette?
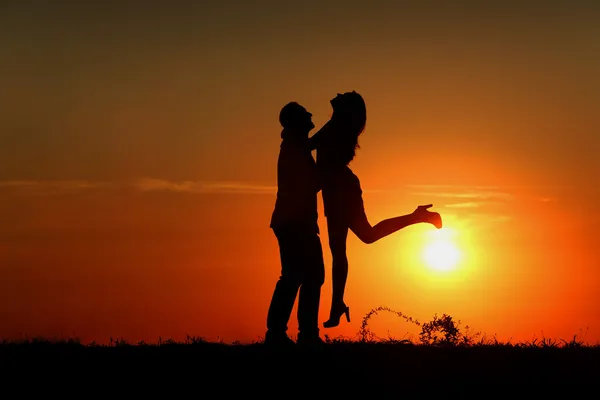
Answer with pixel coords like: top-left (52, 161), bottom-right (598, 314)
top-left (265, 102), bottom-right (325, 346)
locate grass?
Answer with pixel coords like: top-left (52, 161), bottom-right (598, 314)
top-left (1, 307), bottom-right (598, 395)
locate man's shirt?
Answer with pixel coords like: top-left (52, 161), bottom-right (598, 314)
top-left (270, 134), bottom-right (320, 233)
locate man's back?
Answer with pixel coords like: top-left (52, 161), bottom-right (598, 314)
top-left (270, 136), bottom-right (319, 233)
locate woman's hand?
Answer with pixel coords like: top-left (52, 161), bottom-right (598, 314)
top-left (412, 204), bottom-right (443, 229)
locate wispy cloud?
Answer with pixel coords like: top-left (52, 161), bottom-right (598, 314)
top-left (406, 184), bottom-right (501, 190)
top-left (0, 178), bottom-right (277, 196)
top-left (408, 186), bottom-right (515, 202)
top-left (132, 178), bottom-right (276, 195)
top-left (444, 201), bottom-right (507, 209)
top-left (407, 184), bottom-right (560, 204)
top-left (403, 184), bottom-right (517, 227)
top-left (0, 180), bottom-right (557, 202)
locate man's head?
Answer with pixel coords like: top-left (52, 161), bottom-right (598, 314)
top-left (279, 102), bottom-right (314, 138)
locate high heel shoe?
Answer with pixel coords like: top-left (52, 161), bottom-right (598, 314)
top-left (414, 204), bottom-right (442, 229)
top-left (323, 303), bottom-right (350, 328)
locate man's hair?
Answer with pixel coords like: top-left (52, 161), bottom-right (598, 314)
top-left (279, 102), bottom-right (305, 129)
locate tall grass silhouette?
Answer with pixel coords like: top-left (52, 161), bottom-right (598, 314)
top-left (355, 305), bottom-right (481, 345)
top-left (0, 305), bottom-right (596, 349)
top-left (352, 305), bottom-right (592, 348)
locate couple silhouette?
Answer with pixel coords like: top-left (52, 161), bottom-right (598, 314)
top-left (265, 91), bottom-right (443, 346)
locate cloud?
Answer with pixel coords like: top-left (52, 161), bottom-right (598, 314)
top-left (410, 190), bottom-right (514, 201)
top-left (402, 184), bottom-right (517, 228)
top-left (444, 201), bottom-right (507, 209)
top-left (0, 178), bottom-right (277, 196)
top-left (3, 180), bottom-right (552, 202)
top-left (406, 184), bottom-right (515, 202)
top-left (133, 178), bottom-right (276, 195)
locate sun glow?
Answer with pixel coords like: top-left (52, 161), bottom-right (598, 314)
top-left (422, 228), bottom-right (462, 272)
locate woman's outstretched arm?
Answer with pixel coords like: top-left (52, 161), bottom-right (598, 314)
top-left (308, 120), bottom-right (333, 151)
top-left (349, 204), bottom-right (442, 244)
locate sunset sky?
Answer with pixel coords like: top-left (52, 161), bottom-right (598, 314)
top-left (1, 1), bottom-right (599, 344)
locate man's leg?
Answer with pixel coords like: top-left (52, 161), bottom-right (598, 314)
top-left (266, 229), bottom-right (302, 343)
top-left (297, 231), bottom-right (325, 343)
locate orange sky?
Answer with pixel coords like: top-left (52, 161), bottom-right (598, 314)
top-left (1, 1), bottom-right (599, 344)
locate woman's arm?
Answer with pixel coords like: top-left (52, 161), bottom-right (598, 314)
top-left (308, 120), bottom-right (332, 151)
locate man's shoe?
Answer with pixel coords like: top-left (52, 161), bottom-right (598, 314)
top-left (264, 331), bottom-right (295, 347)
top-left (296, 333), bottom-right (325, 347)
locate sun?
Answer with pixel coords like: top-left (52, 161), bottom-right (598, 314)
top-left (422, 228), bottom-right (461, 272)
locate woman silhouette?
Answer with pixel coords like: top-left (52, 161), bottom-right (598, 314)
top-left (309, 91), bottom-right (442, 328)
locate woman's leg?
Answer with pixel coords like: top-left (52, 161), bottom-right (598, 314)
top-left (327, 220), bottom-right (349, 306)
top-left (323, 219), bottom-right (351, 328)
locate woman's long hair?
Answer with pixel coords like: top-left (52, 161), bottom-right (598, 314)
top-left (331, 91), bottom-right (366, 166)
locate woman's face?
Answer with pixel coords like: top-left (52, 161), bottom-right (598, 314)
top-left (330, 92), bottom-right (354, 112)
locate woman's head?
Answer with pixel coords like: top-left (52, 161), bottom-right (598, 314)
top-left (330, 91), bottom-right (367, 165)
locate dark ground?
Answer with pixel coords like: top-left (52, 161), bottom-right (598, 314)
top-left (1, 341), bottom-right (598, 396)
